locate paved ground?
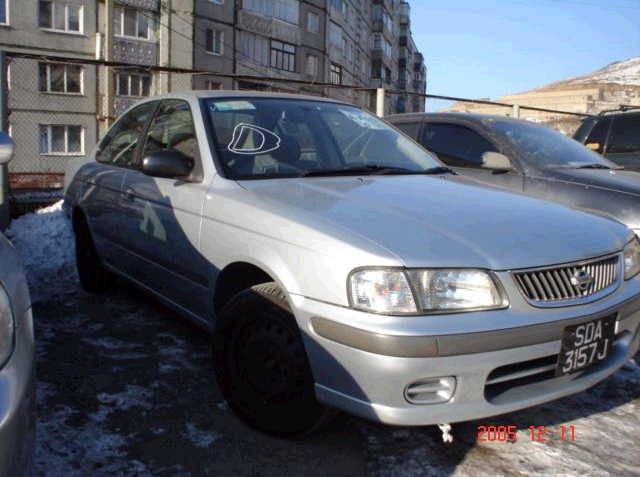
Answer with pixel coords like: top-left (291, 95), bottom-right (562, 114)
top-left (10, 203), bottom-right (640, 476)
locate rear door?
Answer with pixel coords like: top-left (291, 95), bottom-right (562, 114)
top-left (119, 99), bottom-right (210, 319)
top-left (604, 115), bottom-right (640, 170)
top-left (420, 122), bottom-right (524, 192)
top-left (83, 101), bottom-right (157, 270)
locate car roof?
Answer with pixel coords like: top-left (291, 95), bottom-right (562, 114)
top-left (131, 90), bottom-right (355, 107)
top-left (597, 110), bottom-right (640, 119)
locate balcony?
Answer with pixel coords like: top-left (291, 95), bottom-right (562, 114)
top-left (400, 2), bottom-right (410, 25)
top-left (113, 37), bottom-right (158, 66)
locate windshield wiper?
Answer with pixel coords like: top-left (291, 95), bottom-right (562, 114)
top-left (551, 164), bottom-right (624, 170)
top-left (575, 164), bottom-right (614, 170)
top-left (301, 165), bottom-right (456, 177)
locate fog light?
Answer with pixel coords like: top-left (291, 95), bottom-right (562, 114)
top-left (404, 377), bottom-right (456, 404)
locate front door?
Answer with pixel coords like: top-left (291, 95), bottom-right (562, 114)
top-left (120, 99), bottom-right (210, 320)
top-left (83, 101), bottom-right (158, 271)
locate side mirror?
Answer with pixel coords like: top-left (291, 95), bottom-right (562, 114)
top-left (141, 150), bottom-right (194, 179)
top-left (481, 151), bottom-right (512, 171)
top-left (0, 132), bottom-right (14, 165)
top-left (585, 142), bottom-right (600, 152)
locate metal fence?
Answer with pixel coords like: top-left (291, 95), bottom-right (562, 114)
top-left (2, 51), bottom-right (592, 197)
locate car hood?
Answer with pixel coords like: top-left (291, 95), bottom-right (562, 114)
top-left (543, 168), bottom-right (640, 196)
top-left (239, 175), bottom-right (631, 270)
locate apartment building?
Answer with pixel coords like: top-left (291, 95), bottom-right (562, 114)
top-left (0, 0), bottom-right (425, 188)
top-left (0, 0), bottom-right (99, 187)
top-left (0, 0), bottom-right (193, 187)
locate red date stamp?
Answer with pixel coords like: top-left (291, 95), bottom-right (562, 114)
top-left (476, 425), bottom-right (576, 443)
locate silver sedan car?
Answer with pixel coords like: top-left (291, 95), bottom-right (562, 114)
top-left (0, 133), bottom-right (35, 473)
top-left (65, 92), bottom-right (640, 436)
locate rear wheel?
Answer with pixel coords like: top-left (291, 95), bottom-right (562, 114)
top-left (213, 282), bottom-right (328, 436)
top-left (74, 215), bottom-right (109, 293)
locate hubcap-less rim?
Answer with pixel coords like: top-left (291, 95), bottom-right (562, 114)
top-left (233, 315), bottom-right (307, 404)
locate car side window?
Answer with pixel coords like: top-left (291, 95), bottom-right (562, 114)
top-left (607, 115), bottom-right (640, 154)
top-left (421, 123), bottom-right (498, 168)
top-left (584, 118), bottom-right (611, 154)
top-left (394, 121), bottom-right (421, 140)
top-left (96, 102), bottom-right (157, 168)
top-left (142, 99), bottom-right (200, 161)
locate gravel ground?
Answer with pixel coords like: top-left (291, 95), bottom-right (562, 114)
top-left (8, 203), bottom-right (640, 476)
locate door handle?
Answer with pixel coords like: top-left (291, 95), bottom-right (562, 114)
top-left (123, 188), bottom-right (135, 202)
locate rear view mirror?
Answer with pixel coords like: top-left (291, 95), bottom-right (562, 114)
top-left (142, 150), bottom-right (194, 179)
top-left (481, 151), bottom-right (512, 171)
top-left (0, 132), bottom-right (14, 165)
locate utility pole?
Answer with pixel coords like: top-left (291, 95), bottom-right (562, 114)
top-left (105, 0), bottom-right (115, 128)
top-left (376, 88), bottom-right (385, 117)
top-left (0, 50), bottom-right (10, 231)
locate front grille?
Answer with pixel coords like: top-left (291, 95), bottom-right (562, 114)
top-left (513, 254), bottom-right (619, 305)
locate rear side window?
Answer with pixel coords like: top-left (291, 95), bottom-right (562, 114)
top-left (393, 121), bottom-right (421, 140)
top-left (583, 118), bottom-right (611, 154)
top-left (421, 123), bottom-right (497, 168)
top-left (607, 115), bottom-right (640, 154)
top-left (97, 102), bottom-right (157, 168)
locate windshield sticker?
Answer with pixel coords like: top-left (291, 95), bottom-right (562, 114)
top-left (228, 123), bottom-right (281, 155)
top-left (338, 108), bottom-right (386, 130)
top-left (210, 101), bottom-right (256, 112)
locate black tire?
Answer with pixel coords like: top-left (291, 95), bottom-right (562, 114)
top-left (213, 282), bottom-right (329, 437)
top-left (74, 216), bottom-right (109, 293)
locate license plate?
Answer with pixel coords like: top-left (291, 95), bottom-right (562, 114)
top-left (556, 315), bottom-right (615, 376)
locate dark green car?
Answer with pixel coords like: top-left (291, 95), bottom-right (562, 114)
top-left (574, 109), bottom-right (640, 171)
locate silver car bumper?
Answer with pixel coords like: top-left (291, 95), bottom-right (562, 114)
top-left (0, 308), bottom-right (36, 476)
top-left (291, 274), bottom-right (640, 426)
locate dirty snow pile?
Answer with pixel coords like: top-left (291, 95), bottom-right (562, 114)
top-left (6, 200), bottom-right (77, 302)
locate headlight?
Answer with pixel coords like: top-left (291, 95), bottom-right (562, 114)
top-left (348, 268), bottom-right (507, 314)
top-left (623, 238), bottom-right (640, 280)
top-left (0, 285), bottom-right (14, 367)
top-left (349, 269), bottom-right (417, 314)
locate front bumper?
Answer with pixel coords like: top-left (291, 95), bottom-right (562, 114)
top-left (290, 273), bottom-right (640, 426)
top-left (0, 308), bottom-right (36, 476)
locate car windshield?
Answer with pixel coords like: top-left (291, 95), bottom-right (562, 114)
top-left (203, 97), bottom-right (441, 179)
top-left (489, 119), bottom-right (620, 169)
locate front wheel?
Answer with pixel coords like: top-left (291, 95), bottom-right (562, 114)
top-left (213, 282), bottom-right (329, 436)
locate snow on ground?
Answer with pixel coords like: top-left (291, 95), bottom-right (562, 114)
top-left (9, 203), bottom-right (640, 475)
top-left (6, 200), bottom-right (77, 302)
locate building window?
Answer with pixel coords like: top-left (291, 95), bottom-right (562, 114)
top-left (39, 125), bottom-right (83, 155)
top-left (205, 80), bottom-right (222, 90)
top-left (38, 63), bottom-right (83, 94)
top-left (306, 55), bottom-right (318, 77)
top-left (206, 29), bottom-right (224, 55)
top-left (0, 0), bottom-right (7, 24)
top-left (329, 0), bottom-right (345, 16)
top-left (307, 11), bottom-right (319, 33)
top-left (240, 32), bottom-right (269, 67)
top-left (329, 22), bottom-right (343, 49)
top-left (243, 0), bottom-right (299, 25)
top-left (270, 40), bottom-right (296, 72)
top-left (116, 72), bottom-right (152, 97)
top-left (38, 1), bottom-right (82, 33)
top-left (330, 63), bottom-right (342, 85)
top-left (114, 6), bottom-right (156, 40)
top-left (208, 0), bottom-right (224, 4)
